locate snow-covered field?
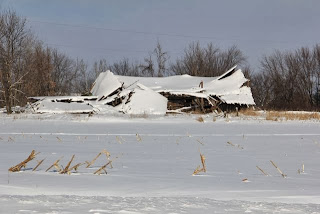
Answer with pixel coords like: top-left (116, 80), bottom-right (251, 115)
top-left (1, 113), bottom-right (320, 213)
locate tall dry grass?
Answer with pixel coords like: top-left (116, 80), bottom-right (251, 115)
top-left (266, 111), bottom-right (320, 121)
top-left (238, 108), bottom-right (261, 117)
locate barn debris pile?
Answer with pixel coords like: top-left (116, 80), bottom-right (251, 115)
top-left (28, 65), bottom-right (255, 115)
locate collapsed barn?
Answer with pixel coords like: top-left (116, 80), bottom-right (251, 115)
top-left (28, 66), bottom-right (255, 115)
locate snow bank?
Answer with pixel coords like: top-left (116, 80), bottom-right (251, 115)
top-left (32, 99), bottom-right (93, 114)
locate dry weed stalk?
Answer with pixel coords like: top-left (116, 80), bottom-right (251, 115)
top-left (213, 116), bottom-right (216, 122)
top-left (256, 166), bottom-right (269, 176)
top-left (197, 139), bottom-right (204, 146)
top-left (270, 160), bottom-right (286, 178)
top-left (227, 141), bottom-right (244, 149)
top-left (200, 153), bottom-right (206, 172)
top-left (227, 141), bottom-right (235, 146)
top-left (94, 161), bottom-right (112, 175)
top-left (67, 163), bottom-right (84, 174)
top-left (136, 133), bottom-right (142, 142)
top-left (116, 136), bottom-right (124, 144)
top-left (102, 149), bottom-right (111, 160)
top-left (193, 152), bottom-right (206, 175)
top-left (193, 166), bottom-right (205, 175)
top-left (33, 159), bottom-right (45, 171)
top-left (9, 150), bottom-right (39, 172)
top-left (60, 155), bottom-right (75, 174)
top-left (196, 116), bottom-right (204, 123)
top-left (176, 137), bottom-right (182, 145)
top-left (85, 152), bottom-right (102, 168)
top-left (298, 163), bottom-right (305, 174)
top-left (56, 137), bottom-right (62, 142)
top-left (46, 156), bottom-right (63, 172)
top-left (242, 178), bottom-right (249, 182)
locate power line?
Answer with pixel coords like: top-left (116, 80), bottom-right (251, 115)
top-left (44, 42), bottom-right (184, 55)
top-left (29, 19), bottom-right (228, 40)
top-left (28, 19), bottom-right (306, 45)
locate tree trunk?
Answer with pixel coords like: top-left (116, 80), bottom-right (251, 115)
top-left (2, 71), bottom-right (12, 114)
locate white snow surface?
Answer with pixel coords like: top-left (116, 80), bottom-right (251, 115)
top-left (1, 113), bottom-right (320, 213)
top-left (32, 99), bottom-right (93, 114)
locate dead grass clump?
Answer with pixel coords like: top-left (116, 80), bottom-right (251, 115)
top-left (196, 116), bottom-right (204, 123)
top-left (266, 111), bottom-right (320, 121)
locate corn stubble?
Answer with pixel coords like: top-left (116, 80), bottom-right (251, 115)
top-left (192, 152), bottom-right (206, 175)
top-left (9, 150), bottom-right (39, 172)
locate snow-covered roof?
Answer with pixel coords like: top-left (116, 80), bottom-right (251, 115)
top-left (91, 66), bottom-right (255, 105)
top-left (28, 65), bottom-right (254, 115)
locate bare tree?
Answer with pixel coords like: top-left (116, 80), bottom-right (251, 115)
top-left (110, 58), bottom-right (141, 76)
top-left (154, 41), bottom-right (168, 77)
top-left (51, 49), bottom-right (75, 95)
top-left (91, 59), bottom-right (108, 78)
top-left (170, 42), bottom-right (247, 77)
top-left (254, 46), bottom-right (320, 110)
top-left (23, 42), bottom-right (54, 98)
top-left (314, 45), bottom-right (320, 106)
top-left (74, 59), bottom-right (93, 94)
top-left (0, 10), bottom-right (30, 113)
top-left (140, 53), bottom-right (154, 77)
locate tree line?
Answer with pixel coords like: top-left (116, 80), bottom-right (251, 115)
top-left (0, 10), bottom-right (320, 113)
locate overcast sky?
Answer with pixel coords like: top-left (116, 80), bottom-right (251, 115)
top-left (1, 0), bottom-right (319, 71)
